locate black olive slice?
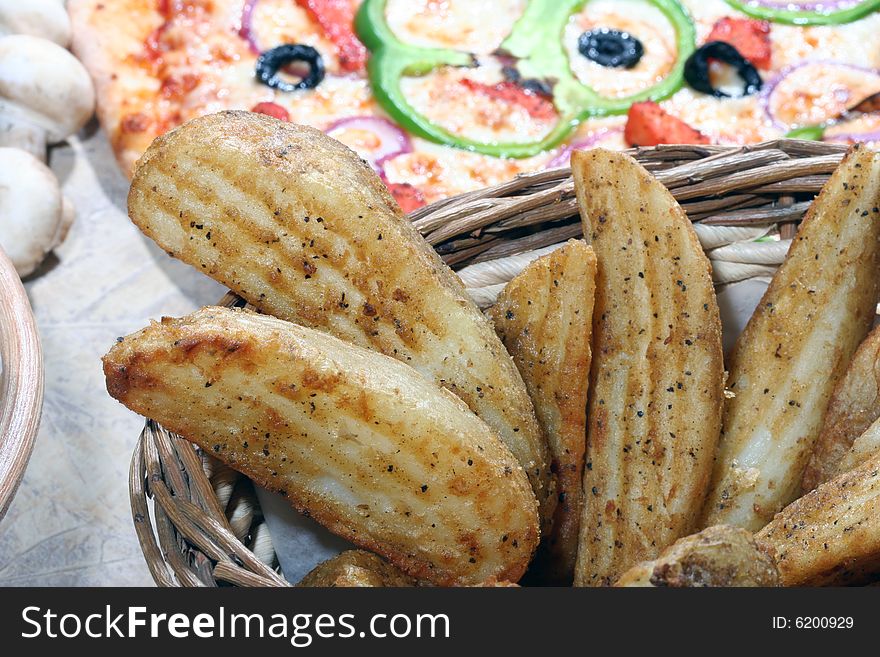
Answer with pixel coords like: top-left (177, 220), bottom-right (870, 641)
top-left (684, 41), bottom-right (762, 98)
top-left (578, 28), bottom-right (644, 69)
top-left (501, 65), bottom-right (554, 97)
top-left (256, 44), bottom-right (325, 92)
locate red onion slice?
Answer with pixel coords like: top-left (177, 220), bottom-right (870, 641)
top-left (545, 127), bottom-right (624, 169)
top-left (759, 60), bottom-right (880, 130)
top-left (325, 116), bottom-right (413, 172)
top-left (239, 0), bottom-right (261, 55)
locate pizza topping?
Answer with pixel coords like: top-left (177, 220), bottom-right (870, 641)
top-left (684, 42), bottom-right (763, 98)
top-left (238, 0), bottom-right (261, 54)
top-left (295, 0), bottom-right (367, 74)
top-left (256, 44), bottom-right (326, 92)
top-left (789, 90), bottom-right (880, 142)
top-left (722, 0), bottom-right (880, 26)
top-left (385, 181), bottom-right (426, 213)
top-left (358, 0), bottom-right (696, 157)
top-left (624, 101), bottom-right (710, 147)
top-left (706, 17), bottom-right (771, 70)
top-left (325, 116), bottom-right (412, 171)
top-left (250, 102), bottom-right (291, 121)
top-left (759, 61), bottom-right (880, 130)
top-left (160, 72), bottom-right (201, 99)
top-left (577, 28), bottom-right (644, 69)
top-left (459, 79), bottom-right (557, 121)
top-left (121, 113), bottom-right (152, 134)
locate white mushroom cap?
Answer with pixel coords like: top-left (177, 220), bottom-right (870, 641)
top-left (0, 147), bottom-right (69, 277)
top-left (0, 34), bottom-right (95, 160)
top-left (0, 0), bottom-right (71, 47)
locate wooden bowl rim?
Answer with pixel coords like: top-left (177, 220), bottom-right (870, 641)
top-left (0, 246), bottom-right (43, 521)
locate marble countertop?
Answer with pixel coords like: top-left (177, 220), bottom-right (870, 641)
top-left (0, 123), bottom-right (226, 586)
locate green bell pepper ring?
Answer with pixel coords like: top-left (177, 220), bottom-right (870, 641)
top-left (724, 0), bottom-right (880, 26)
top-left (785, 125), bottom-right (826, 141)
top-left (355, 0), bottom-right (696, 158)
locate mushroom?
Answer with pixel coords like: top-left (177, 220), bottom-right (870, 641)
top-left (0, 0), bottom-right (71, 47)
top-left (0, 147), bottom-right (73, 277)
top-left (0, 34), bottom-right (95, 161)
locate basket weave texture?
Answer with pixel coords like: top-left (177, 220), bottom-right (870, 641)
top-left (131, 140), bottom-right (848, 587)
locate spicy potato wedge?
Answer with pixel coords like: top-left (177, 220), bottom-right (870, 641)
top-left (297, 550), bottom-right (417, 588)
top-left (571, 149), bottom-right (724, 586)
top-left (758, 451), bottom-right (880, 586)
top-left (615, 525), bottom-right (779, 587)
top-left (103, 307), bottom-right (539, 586)
top-left (488, 239), bottom-right (596, 584)
top-left (127, 111), bottom-right (554, 527)
top-left (836, 416), bottom-right (880, 477)
top-left (702, 146), bottom-right (880, 531)
top-left (802, 325), bottom-right (880, 491)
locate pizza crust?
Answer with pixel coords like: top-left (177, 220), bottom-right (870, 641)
top-left (69, 0), bottom-right (163, 177)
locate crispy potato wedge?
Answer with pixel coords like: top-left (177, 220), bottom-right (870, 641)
top-left (802, 325), bottom-right (880, 491)
top-left (571, 149), bottom-right (724, 586)
top-left (127, 111), bottom-right (554, 527)
top-left (702, 146), bottom-right (880, 531)
top-left (758, 451), bottom-right (880, 585)
top-left (615, 525), bottom-right (779, 587)
top-left (103, 307), bottom-right (539, 586)
top-left (488, 240), bottom-right (596, 584)
top-left (297, 550), bottom-right (417, 587)
top-left (836, 415), bottom-right (880, 477)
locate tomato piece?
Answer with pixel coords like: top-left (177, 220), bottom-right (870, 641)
top-left (160, 72), bottom-right (201, 99)
top-left (624, 101), bottom-right (710, 147)
top-left (295, 0), bottom-right (367, 73)
top-left (386, 182), bottom-right (426, 213)
top-left (459, 79), bottom-right (557, 121)
top-left (706, 17), bottom-right (772, 69)
top-left (250, 102), bottom-right (291, 122)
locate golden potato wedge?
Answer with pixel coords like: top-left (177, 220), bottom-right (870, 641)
top-left (571, 149), bottom-right (724, 586)
top-left (615, 525), bottom-right (779, 587)
top-left (702, 146), bottom-right (880, 531)
top-left (127, 111), bottom-right (554, 527)
top-left (488, 240), bottom-right (596, 584)
top-left (297, 550), bottom-right (417, 588)
top-left (836, 415), bottom-right (880, 477)
top-left (758, 451), bottom-right (880, 586)
top-left (469, 580), bottom-right (520, 587)
top-left (103, 307), bottom-right (539, 586)
top-left (802, 325), bottom-right (880, 491)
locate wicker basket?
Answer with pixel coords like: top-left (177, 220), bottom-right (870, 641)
top-left (0, 246), bottom-right (43, 521)
top-left (131, 139), bottom-right (849, 587)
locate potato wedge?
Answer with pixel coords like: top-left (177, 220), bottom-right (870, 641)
top-left (758, 451), bottom-right (880, 585)
top-left (297, 550), bottom-right (417, 587)
top-left (836, 415), bottom-right (880, 477)
top-left (103, 307), bottom-right (539, 586)
top-left (571, 149), bottom-right (724, 586)
top-left (488, 240), bottom-right (595, 584)
top-left (615, 525), bottom-right (779, 587)
top-left (127, 111), bottom-right (554, 527)
top-left (802, 325), bottom-right (880, 491)
top-left (702, 146), bottom-right (880, 531)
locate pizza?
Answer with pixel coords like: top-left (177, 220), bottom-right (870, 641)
top-left (69, 0), bottom-right (880, 209)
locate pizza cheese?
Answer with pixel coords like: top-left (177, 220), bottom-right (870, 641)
top-left (70, 0), bottom-right (880, 206)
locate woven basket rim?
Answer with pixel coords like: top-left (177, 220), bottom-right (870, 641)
top-left (0, 246), bottom-right (43, 522)
top-left (130, 139), bottom-right (850, 587)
